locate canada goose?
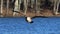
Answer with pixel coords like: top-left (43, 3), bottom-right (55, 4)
top-left (26, 17), bottom-right (33, 23)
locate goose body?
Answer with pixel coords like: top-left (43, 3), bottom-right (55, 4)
top-left (26, 17), bottom-right (33, 23)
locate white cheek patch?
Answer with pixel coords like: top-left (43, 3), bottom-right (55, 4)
top-left (27, 17), bottom-right (32, 22)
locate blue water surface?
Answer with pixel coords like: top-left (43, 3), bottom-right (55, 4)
top-left (0, 17), bottom-right (60, 34)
